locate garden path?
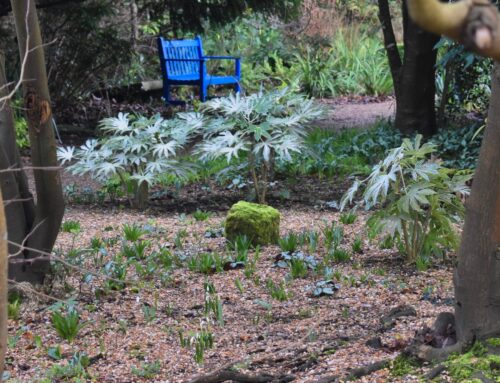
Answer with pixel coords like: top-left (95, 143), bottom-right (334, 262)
top-left (315, 99), bottom-right (395, 130)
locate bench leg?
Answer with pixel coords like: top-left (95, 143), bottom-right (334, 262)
top-left (234, 82), bottom-right (241, 94)
top-left (164, 83), bottom-right (171, 104)
top-left (200, 84), bottom-right (208, 102)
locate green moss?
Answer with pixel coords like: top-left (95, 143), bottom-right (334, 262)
top-left (446, 341), bottom-right (500, 382)
top-left (390, 355), bottom-right (419, 378)
top-left (486, 338), bottom-right (500, 347)
top-left (225, 201), bottom-right (280, 246)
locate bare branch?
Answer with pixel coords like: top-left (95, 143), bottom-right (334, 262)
top-left (7, 240), bottom-right (134, 285)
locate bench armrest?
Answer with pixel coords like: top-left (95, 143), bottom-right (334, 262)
top-left (203, 56), bottom-right (240, 61)
top-left (162, 58), bottom-right (206, 62)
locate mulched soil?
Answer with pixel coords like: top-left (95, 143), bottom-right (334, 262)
top-left (6, 199), bottom-right (454, 383)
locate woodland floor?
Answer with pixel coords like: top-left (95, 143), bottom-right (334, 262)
top-left (5, 99), bottom-right (458, 383)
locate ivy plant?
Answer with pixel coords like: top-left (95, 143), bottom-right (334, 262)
top-left (341, 135), bottom-right (471, 263)
top-left (195, 89), bottom-right (323, 204)
top-left (57, 113), bottom-right (198, 209)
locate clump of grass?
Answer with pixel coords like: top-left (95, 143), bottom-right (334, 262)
top-left (352, 237), bottom-right (363, 253)
top-left (266, 279), bottom-right (290, 301)
top-left (339, 211), bottom-right (357, 225)
top-left (279, 232), bottom-right (299, 253)
top-left (193, 209), bottom-right (212, 221)
top-left (289, 257), bottom-right (308, 279)
top-left (188, 252), bottom-right (226, 274)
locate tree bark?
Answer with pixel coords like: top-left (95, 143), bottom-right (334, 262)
top-left (11, 0), bottom-right (65, 283)
top-left (394, 1), bottom-right (440, 136)
top-left (0, 190), bottom-right (7, 380)
top-left (0, 51), bottom-right (35, 259)
top-left (378, 0), bottom-right (439, 136)
top-left (405, 0), bottom-right (500, 345)
top-left (454, 62), bottom-right (500, 342)
top-left (377, 0), bottom-right (402, 98)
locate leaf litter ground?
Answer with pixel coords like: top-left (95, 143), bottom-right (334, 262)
top-left (6, 204), bottom-right (455, 382)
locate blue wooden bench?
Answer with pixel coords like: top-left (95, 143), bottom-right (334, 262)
top-left (157, 36), bottom-right (241, 105)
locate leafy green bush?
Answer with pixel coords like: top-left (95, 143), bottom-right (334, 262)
top-left (196, 89), bottom-right (323, 203)
top-left (58, 113), bottom-right (198, 209)
top-left (293, 30), bottom-right (392, 97)
top-left (283, 122), bottom-right (402, 178)
top-left (341, 135), bottom-right (471, 262)
top-left (430, 123), bottom-right (483, 169)
top-left (436, 39), bottom-right (492, 116)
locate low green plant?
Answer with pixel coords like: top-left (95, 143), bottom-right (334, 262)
top-left (352, 237), bottom-right (363, 253)
top-left (204, 280), bottom-right (224, 326)
top-left (266, 279), bottom-right (290, 301)
top-left (227, 234), bottom-right (252, 263)
top-left (122, 223), bottom-right (146, 242)
top-left (234, 278), bottom-right (244, 294)
top-left (244, 247), bottom-right (260, 280)
top-left (341, 135), bottom-right (471, 262)
top-left (193, 209), bottom-right (212, 221)
top-left (131, 360), bottom-right (161, 379)
top-left (174, 229), bottom-right (188, 249)
top-left (415, 255), bottom-right (431, 272)
top-left (8, 298), bottom-right (21, 320)
top-left (188, 252), bottom-right (225, 274)
top-left (45, 352), bottom-right (91, 381)
top-left (61, 220), bottom-right (82, 234)
top-left (179, 329), bottom-right (214, 364)
top-left (329, 248), bottom-right (351, 263)
top-left (50, 306), bottom-right (86, 343)
top-left (289, 257), bottom-right (308, 279)
top-left (339, 211), bottom-right (357, 225)
top-left (103, 256), bottom-right (128, 291)
top-left (390, 355), bottom-right (419, 378)
top-left (304, 230), bottom-right (320, 253)
top-left (142, 304), bottom-right (157, 324)
top-left (322, 221), bottom-right (344, 251)
top-left (278, 232), bottom-right (299, 253)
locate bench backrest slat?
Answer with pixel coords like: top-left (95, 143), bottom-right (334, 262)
top-left (158, 37), bottom-right (204, 78)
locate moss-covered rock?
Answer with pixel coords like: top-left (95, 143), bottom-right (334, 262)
top-left (225, 201), bottom-right (280, 246)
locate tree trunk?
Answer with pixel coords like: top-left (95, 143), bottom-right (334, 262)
top-left (394, 1), bottom-right (440, 136)
top-left (378, 0), bottom-right (439, 136)
top-left (0, 190), bottom-right (7, 379)
top-left (0, 52), bottom-right (35, 259)
top-left (377, 0), bottom-right (402, 99)
top-left (10, 0), bottom-right (65, 283)
top-left (454, 62), bottom-right (500, 343)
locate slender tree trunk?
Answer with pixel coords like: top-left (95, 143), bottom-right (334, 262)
top-left (394, 1), bottom-right (440, 136)
top-left (377, 0), bottom-right (402, 99)
top-left (454, 63), bottom-right (500, 343)
top-left (10, 0), bottom-right (65, 283)
top-left (130, 0), bottom-right (138, 50)
top-left (0, 51), bottom-right (34, 258)
top-left (0, 190), bottom-right (7, 379)
top-left (378, 0), bottom-right (439, 136)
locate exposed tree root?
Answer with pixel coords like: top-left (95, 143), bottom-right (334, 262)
top-left (189, 365), bottom-right (295, 383)
top-left (314, 359), bottom-right (391, 383)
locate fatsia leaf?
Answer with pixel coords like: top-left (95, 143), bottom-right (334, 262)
top-left (411, 161), bottom-right (439, 181)
top-left (153, 141), bottom-right (178, 158)
top-left (99, 113), bottom-right (131, 133)
top-left (340, 180), bottom-right (360, 211)
top-left (364, 171), bottom-right (396, 205)
top-left (57, 146), bottom-right (75, 164)
top-left (397, 184), bottom-right (436, 213)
